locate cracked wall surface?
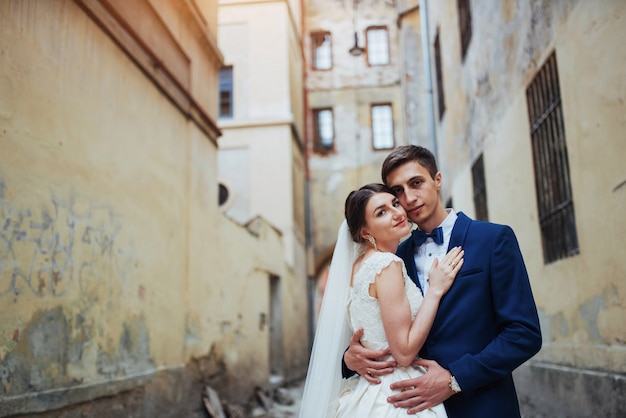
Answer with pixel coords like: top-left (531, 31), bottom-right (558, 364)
top-left (0, 1), bottom-right (309, 416)
top-left (426, 1), bottom-right (626, 414)
top-left (425, 0), bottom-right (625, 403)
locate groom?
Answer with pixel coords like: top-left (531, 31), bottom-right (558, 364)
top-left (342, 145), bottom-right (542, 417)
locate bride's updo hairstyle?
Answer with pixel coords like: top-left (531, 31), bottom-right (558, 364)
top-left (344, 183), bottom-right (395, 244)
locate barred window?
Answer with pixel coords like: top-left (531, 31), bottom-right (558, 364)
top-left (526, 51), bottom-right (579, 264)
top-left (219, 66), bottom-right (233, 118)
top-left (472, 154), bottom-right (488, 221)
top-left (457, 0), bottom-right (472, 61)
top-left (366, 27), bottom-right (390, 66)
top-left (313, 108), bottom-right (334, 154)
top-left (434, 30), bottom-right (445, 120)
top-left (312, 32), bottom-right (332, 70)
top-left (371, 104), bottom-right (394, 150)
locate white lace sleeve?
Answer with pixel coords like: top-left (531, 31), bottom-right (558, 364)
top-left (355, 252), bottom-right (404, 288)
top-left (349, 252), bottom-right (411, 344)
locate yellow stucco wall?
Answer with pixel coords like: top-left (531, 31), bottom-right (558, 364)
top-left (0, 0), bottom-right (307, 414)
top-left (1, 0), bottom-right (193, 377)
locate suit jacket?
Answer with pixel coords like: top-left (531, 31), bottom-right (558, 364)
top-left (395, 212), bottom-right (542, 418)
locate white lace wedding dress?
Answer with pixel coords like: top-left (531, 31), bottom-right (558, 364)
top-left (335, 252), bottom-right (448, 418)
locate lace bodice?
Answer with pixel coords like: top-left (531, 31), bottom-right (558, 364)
top-left (347, 252), bottom-right (423, 347)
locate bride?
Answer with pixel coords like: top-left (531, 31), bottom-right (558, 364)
top-left (299, 184), bottom-right (464, 417)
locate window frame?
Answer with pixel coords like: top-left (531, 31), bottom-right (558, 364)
top-left (312, 107), bottom-right (335, 154)
top-left (218, 65), bottom-right (233, 118)
top-left (457, 0), bottom-right (472, 61)
top-left (311, 31), bottom-right (333, 71)
top-left (471, 154), bottom-right (489, 221)
top-left (370, 103), bottom-right (395, 150)
top-left (526, 51), bottom-right (579, 264)
top-left (434, 29), bottom-right (446, 120)
top-left (366, 26), bottom-right (390, 66)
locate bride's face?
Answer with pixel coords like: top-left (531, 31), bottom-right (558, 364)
top-left (361, 192), bottom-right (410, 249)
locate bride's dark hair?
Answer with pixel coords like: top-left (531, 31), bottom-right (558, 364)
top-left (344, 183), bottom-right (395, 244)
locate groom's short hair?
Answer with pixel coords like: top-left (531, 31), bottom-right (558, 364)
top-left (381, 145), bottom-right (439, 184)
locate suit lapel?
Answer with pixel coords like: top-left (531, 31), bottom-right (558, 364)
top-left (449, 211), bottom-right (472, 250)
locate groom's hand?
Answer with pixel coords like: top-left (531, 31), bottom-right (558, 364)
top-left (387, 359), bottom-right (453, 413)
top-left (344, 328), bottom-right (395, 384)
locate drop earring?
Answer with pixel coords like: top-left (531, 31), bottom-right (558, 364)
top-left (367, 235), bottom-right (378, 251)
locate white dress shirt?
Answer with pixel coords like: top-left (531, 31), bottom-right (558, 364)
top-left (414, 209), bottom-right (457, 295)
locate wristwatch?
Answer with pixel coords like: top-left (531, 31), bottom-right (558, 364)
top-left (449, 375), bottom-right (462, 393)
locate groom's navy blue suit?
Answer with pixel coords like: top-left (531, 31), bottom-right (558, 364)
top-left (396, 212), bottom-right (542, 418)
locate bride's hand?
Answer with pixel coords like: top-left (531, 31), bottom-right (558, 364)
top-left (427, 247), bottom-right (464, 297)
top-left (344, 328), bottom-right (395, 384)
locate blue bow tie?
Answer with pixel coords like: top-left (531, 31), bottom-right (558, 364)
top-left (412, 227), bottom-right (444, 246)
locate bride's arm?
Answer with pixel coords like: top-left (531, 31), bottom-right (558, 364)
top-left (376, 248), bottom-right (463, 367)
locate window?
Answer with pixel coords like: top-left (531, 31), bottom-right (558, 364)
top-left (371, 104), bottom-right (394, 149)
top-left (219, 66), bottom-right (233, 118)
top-left (218, 181), bottom-right (234, 211)
top-left (457, 0), bottom-right (472, 61)
top-left (526, 51), bottom-right (579, 264)
top-left (366, 27), bottom-right (389, 66)
top-left (311, 32), bottom-right (332, 70)
top-left (313, 108), bottom-right (334, 154)
top-left (434, 30), bottom-right (445, 120)
top-left (472, 154), bottom-right (488, 221)
top-left (218, 183), bottom-right (229, 206)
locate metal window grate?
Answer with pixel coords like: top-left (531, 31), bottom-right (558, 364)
top-left (457, 0), bottom-right (472, 61)
top-left (472, 154), bottom-right (488, 221)
top-left (526, 51), bottom-right (579, 264)
top-left (434, 30), bottom-right (446, 120)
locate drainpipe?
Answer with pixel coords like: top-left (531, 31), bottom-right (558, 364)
top-left (419, 0), bottom-right (438, 159)
top-left (300, 0), bottom-right (316, 353)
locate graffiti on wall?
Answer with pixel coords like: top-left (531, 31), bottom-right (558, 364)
top-left (0, 179), bottom-right (132, 300)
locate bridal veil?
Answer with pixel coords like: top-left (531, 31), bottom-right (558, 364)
top-left (299, 220), bottom-right (359, 418)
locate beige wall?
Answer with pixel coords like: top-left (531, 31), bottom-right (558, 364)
top-left (216, 0), bottom-right (309, 381)
top-left (426, 0), bottom-right (625, 414)
top-left (0, 0), bottom-right (305, 415)
top-left (213, 216), bottom-right (299, 396)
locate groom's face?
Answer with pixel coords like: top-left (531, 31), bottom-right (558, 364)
top-left (385, 161), bottom-right (443, 231)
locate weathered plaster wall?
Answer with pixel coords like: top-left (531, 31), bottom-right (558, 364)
top-left (0, 1), bottom-right (305, 416)
top-left (213, 216), bottom-right (302, 397)
top-left (217, 126), bottom-right (310, 376)
top-left (427, 0), bottom-right (626, 414)
top-left (1, 3), bottom-right (191, 398)
top-left (216, 0), bottom-right (310, 382)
